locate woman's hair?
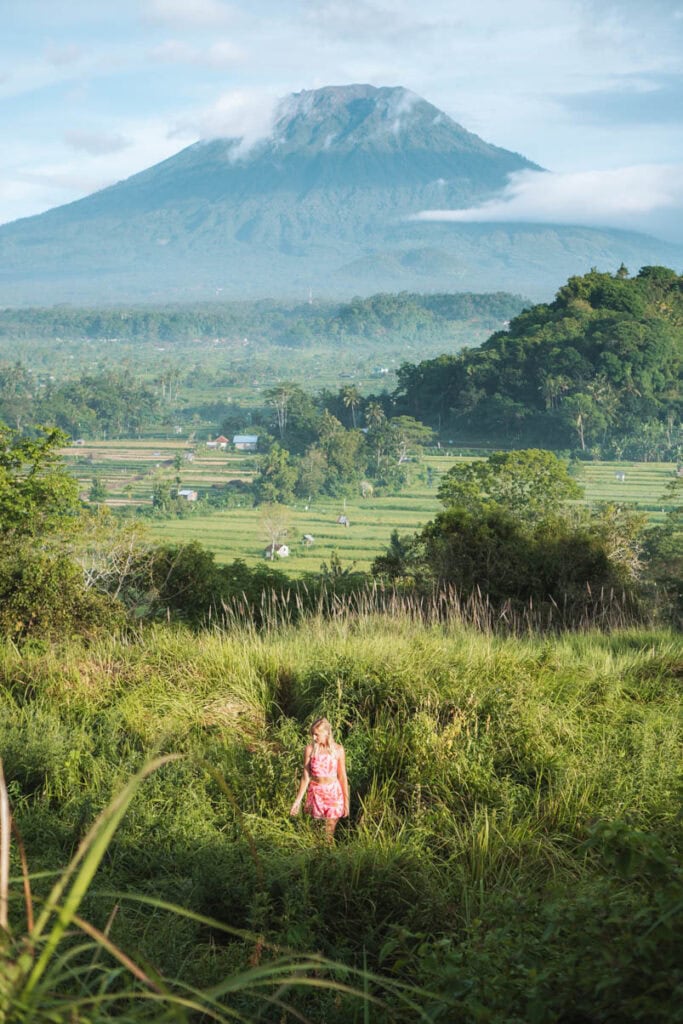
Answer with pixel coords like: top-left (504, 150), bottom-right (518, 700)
top-left (310, 717), bottom-right (334, 753)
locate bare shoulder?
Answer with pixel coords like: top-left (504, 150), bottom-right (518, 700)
top-left (334, 742), bottom-right (346, 758)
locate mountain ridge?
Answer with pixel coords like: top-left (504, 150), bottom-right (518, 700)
top-left (0, 83), bottom-right (680, 305)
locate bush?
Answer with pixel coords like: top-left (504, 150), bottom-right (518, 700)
top-left (0, 541), bottom-right (122, 639)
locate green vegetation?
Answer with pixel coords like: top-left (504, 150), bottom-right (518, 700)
top-left (0, 619), bottom-right (680, 1022)
top-left (0, 256), bottom-right (680, 1020)
top-left (0, 291), bottom-right (526, 346)
top-left (396, 266), bottom-right (683, 455)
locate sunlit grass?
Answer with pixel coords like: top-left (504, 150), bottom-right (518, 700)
top-left (1, 618), bottom-right (680, 1022)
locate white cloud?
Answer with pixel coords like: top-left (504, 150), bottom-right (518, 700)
top-left (171, 89), bottom-right (279, 155)
top-left (143, 0), bottom-right (238, 28)
top-left (64, 129), bottom-right (132, 155)
top-left (44, 43), bottom-right (83, 67)
top-left (149, 38), bottom-right (244, 67)
top-left (0, 117), bottom-right (185, 225)
top-left (414, 165), bottom-right (683, 229)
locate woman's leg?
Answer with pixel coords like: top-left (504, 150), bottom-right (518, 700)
top-left (324, 817), bottom-right (339, 842)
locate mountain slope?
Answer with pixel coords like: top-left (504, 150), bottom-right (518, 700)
top-left (0, 84), bottom-right (680, 304)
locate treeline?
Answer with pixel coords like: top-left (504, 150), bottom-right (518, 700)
top-left (0, 364), bottom-right (159, 438)
top-left (0, 290), bottom-right (525, 346)
top-left (395, 266), bottom-right (683, 457)
top-left (1, 427), bottom-right (680, 641)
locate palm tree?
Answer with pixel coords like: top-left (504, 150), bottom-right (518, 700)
top-left (341, 385), bottom-right (361, 428)
top-left (365, 401), bottom-right (385, 429)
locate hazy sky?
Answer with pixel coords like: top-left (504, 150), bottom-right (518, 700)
top-left (2, 0), bottom-right (683, 240)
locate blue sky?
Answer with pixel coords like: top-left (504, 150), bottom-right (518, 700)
top-left (2, 0), bottom-right (683, 240)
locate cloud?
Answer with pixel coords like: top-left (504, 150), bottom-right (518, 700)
top-left (143, 0), bottom-right (238, 28)
top-left (559, 73), bottom-right (683, 126)
top-left (413, 164), bottom-right (683, 232)
top-left (170, 89), bottom-right (279, 155)
top-left (149, 39), bottom-right (244, 68)
top-left (44, 43), bottom-right (83, 67)
top-left (64, 129), bottom-right (133, 155)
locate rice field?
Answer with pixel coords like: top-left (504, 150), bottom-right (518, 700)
top-left (60, 441), bottom-right (680, 571)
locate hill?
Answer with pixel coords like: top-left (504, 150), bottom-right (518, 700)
top-left (395, 264), bottom-right (683, 454)
top-left (0, 84), bottom-right (681, 304)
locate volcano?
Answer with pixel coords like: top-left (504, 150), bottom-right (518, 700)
top-left (0, 84), bottom-right (680, 304)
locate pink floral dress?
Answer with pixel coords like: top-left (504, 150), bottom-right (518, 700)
top-left (305, 746), bottom-right (345, 819)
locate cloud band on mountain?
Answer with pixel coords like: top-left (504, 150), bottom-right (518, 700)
top-left (413, 165), bottom-right (683, 236)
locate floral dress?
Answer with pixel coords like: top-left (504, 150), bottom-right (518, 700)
top-left (305, 746), bottom-right (345, 819)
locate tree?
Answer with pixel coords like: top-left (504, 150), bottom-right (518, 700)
top-left (295, 446), bottom-right (328, 499)
top-left (389, 416), bottom-right (435, 463)
top-left (341, 385), bottom-right (361, 428)
top-left (265, 383), bottom-right (319, 453)
top-left (437, 449), bottom-right (582, 525)
top-left (393, 266), bottom-right (683, 449)
top-left (365, 402), bottom-right (386, 430)
top-left (316, 412), bottom-right (366, 495)
top-left (88, 475), bottom-right (108, 503)
top-left (253, 443), bottom-right (297, 504)
top-left (0, 425), bottom-right (80, 537)
top-left (260, 503), bottom-right (291, 559)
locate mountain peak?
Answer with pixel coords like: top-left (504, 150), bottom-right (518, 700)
top-left (240, 83), bottom-right (485, 159)
top-left (3, 82), bottom-right (673, 306)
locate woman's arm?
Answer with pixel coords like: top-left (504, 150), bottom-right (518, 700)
top-left (290, 745), bottom-right (312, 815)
top-left (337, 745), bottom-right (349, 817)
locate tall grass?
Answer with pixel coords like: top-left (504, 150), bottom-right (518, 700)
top-left (0, 615), bottom-right (680, 1022)
top-left (213, 579), bottom-right (645, 635)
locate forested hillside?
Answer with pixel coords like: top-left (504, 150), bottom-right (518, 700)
top-left (396, 266), bottom-right (683, 456)
top-left (0, 290), bottom-right (524, 346)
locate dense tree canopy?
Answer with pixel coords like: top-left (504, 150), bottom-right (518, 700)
top-left (437, 449), bottom-right (582, 524)
top-left (395, 266), bottom-right (683, 454)
top-left (373, 448), bottom-right (647, 613)
top-left (0, 290), bottom-right (525, 347)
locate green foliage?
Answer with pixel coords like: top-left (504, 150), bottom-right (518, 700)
top-left (0, 292), bottom-right (526, 346)
top-left (642, 476), bottom-right (683, 623)
top-left (437, 448), bottom-right (582, 522)
top-left (0, 540), bottom-right (121, 639)
top-left (396, 266), bottom-right (683, 451)
top-left (253, 443), bottom-right (298, 504)
top-left (0, 622), bottom-right (680, 1022)
top-left (88, 474), bottom-right (108, 503)
top-left (0, 425), bottom-right (80, 537)
top-left (375, 449), bottom-right (647, 615)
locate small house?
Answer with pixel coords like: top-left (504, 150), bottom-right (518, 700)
top-left (177, 488), bottom-right (198, 501)
top-left (264, 544), bottom-right (289, 559)
top-left (233, 434), bottom-right (259, 452)
top-left (302, 534), bottom-right (315, 547)
top-left (615, 472), bottom-right (626, 482)
top-left (214, 435), bottom-right (230, 449)
top-left (337, 515), bottom-right (350, 527)
top-left (206, 441), bottom-right (219, 449)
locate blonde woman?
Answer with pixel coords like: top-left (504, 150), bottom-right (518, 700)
top-left (290, 717), bottom-right (349, 840)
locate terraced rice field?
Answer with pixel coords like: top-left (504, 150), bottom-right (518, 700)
top-left (61, 441), bottom-right (680, 573)
top-left (61, 438), bottom-right (253, 504)
top-left (577, 460), bottom-right (676, 522)
top-left (147, 457), bottom-right (462, 573)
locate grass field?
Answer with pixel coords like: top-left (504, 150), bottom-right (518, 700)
top-left (60, 441), bottom-right (680, 572)
top-left (1, 619), bottom-right (680, 1022)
